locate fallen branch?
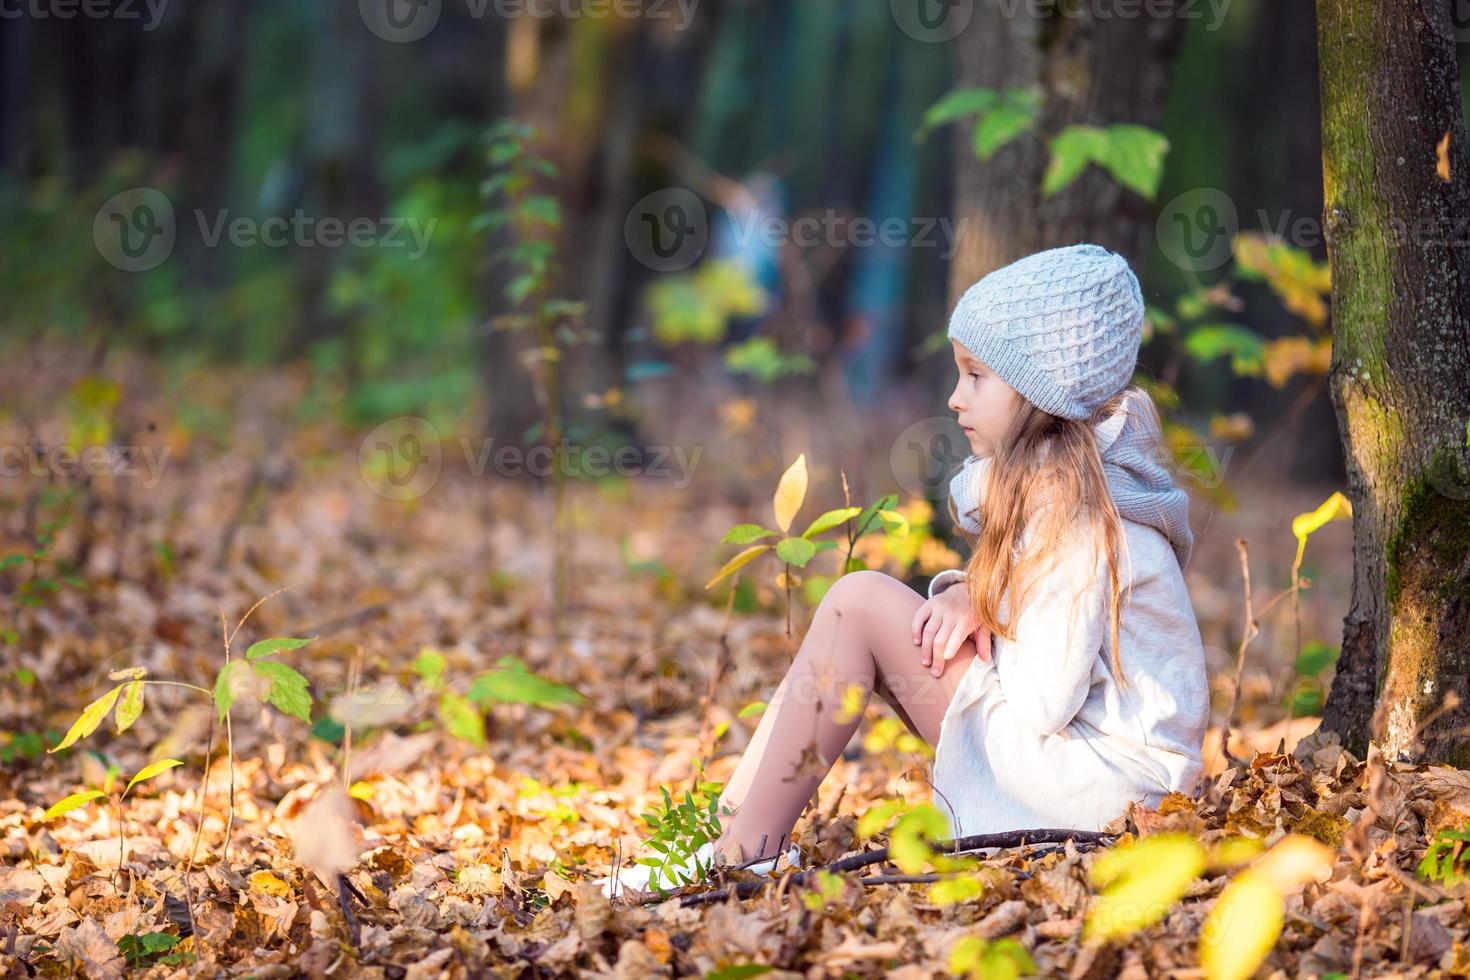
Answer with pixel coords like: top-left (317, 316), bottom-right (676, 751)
top-left (669, 827), bottom-right (1116, 907)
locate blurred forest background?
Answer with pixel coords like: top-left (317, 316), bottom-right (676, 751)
top-left (8, 0), bottom-right (1461, 779)
top-left (3, 1), bottom-right (1470, 973)
top-left (10, 0), bottom-right (1467, 781)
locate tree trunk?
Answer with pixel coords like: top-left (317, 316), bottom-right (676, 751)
top-left (948, 0), bottom-right (1186, 303)
top-left (1316, 0), bottom-right (1470, 764)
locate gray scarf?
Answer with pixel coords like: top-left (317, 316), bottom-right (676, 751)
top-left (948, 388), bottom-right (1193, 570)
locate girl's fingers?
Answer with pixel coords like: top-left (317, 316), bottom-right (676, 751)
top-left (911, 601), bottom-right (932, 646)
top-left (974, 627), bottom-right (993, 662)
top-left (929, 623), bottom-right (953, 676)
top-left (920, 614), bottom-right (943, 662)
top-left (940, 622), bottom-right (968, 665)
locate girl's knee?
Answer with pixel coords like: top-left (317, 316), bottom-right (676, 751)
top-left (821, 569), bottom-right (899, 616)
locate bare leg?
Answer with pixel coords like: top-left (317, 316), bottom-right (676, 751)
top-left (712, 570), bottom-right (980, 864)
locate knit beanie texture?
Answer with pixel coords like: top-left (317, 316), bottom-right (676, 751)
top-left (948, 243), bottom-right (1145, 421)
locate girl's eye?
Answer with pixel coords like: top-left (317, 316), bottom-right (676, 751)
top-left (967, 371), bottom-right (981, 379)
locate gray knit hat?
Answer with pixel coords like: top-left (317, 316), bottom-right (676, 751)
top-left (948, 243), bottom-right (1144, 421)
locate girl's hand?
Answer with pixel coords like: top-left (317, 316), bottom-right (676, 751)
top-left (911, 585), bottom-right (992, 677)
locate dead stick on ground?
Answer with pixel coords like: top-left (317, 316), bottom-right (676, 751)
top-left (665, 827), bottom-right (1115, 907)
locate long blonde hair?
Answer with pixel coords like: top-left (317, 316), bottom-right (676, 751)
top-left (946, 387), bottom-right (1143, 688)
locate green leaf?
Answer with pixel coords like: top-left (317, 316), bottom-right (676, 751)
top-left (1043, 125), bottom-right (1109, 197)
top-left (775, 536), bottom-right (818, 568)
top-left (973, 90), bottom-right (1042, 160)
top-left (704, 544), bottom-right (770, 590)
top-left (800, 507), bottom-right (862, 540)
top-left (44, 789), bottom-right (106, 820)
top-left (413, 648), bottom-right (448, 687)
top-left (468, 664), bottom-right (583, 706)
top-left (438, 691), bottom-right (485, 747)
top-left (50, 686), bottom-right (123, 753)
top-left (876, 508), bottom-right (911, 539)
top-left (252, 660), bottom-right (313, 724)
top-left (915, 87), bottom-right (997, 143)
top-left (245, 637), bottom-right (316, 661)
top-left (1100, 124), bottom-right (1170, 200)
top-left (1183, 324), bottom-right (1266, 376)
top-left (722, 523), bottom-right (780, 545)
top-left (126, 758), bottom-right (183, 794)
top-left (114, 681), bottom-right (144, 734)
top-left (214, 660), bottom-right (252, 721)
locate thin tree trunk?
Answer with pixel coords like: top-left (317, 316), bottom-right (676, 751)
top-left (948, 0), bottom-right (1186, 302)
top-left (1316, 0), bottom-right (1470, 764)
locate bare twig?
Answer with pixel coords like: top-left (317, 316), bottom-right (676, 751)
top-left (1218, 538), bottom-right (1255, 771)
top-left (665, 827), bottom-right (1115, 907)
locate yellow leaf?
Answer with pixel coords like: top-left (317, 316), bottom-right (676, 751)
top-left (1199, 871), bottom-right (1282, 980)
top-left (1247, 834), bottom-right (1334, 892)
top-left (1199, 834), bottom-right (1333, 980)
top-left (1291, 491), bottom-right (1352, 568)
top-left (43, 789), bottom-right (107, 820)
top-left (836, 683), bottom-right (868, 725)
top-left (125, 758), bottom-right (183, 794)
top-left (772, 453), bottom-right (808, 534)
top-left (1438, 131), bottom-right (1452, 183)
top-left (704, 543), bottom-right (770, 590)
top-left (1084, 832), bottom-right (1206, 942)
top-left (50, 686), bottom-right (123, 753)
top-left (348, 780), bottom-right (376, 800)
top-left (249, 870), bottom-right (292, 898)
top-left (1262, 336), bottom-right (1331, 388)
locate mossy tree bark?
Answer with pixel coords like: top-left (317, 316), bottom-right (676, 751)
top-left (1316, 0), bottom-right (1470, 764)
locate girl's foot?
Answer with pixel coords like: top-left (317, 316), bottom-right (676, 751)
top-left (595, 841), bottom-right (802, 900)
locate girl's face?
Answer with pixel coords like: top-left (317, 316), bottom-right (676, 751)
top-left (948, 340), bottom-right (1024, 458)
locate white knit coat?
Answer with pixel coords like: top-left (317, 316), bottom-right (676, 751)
top-left (926, 459), bottom-right (1210, 843)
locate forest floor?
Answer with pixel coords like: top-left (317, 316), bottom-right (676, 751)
top-left (2, 351), bottom-right (1468, 979)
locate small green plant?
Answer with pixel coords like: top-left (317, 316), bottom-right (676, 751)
top-left (642, 258), bottom-right (768, 347)
top-left (916, 86), bottom-right (1169, 200)
top-left (948, 935), bottom-right (1037, 980)
top-left (117, 931), bottom-right (188, 968)
top-left (44, 590), bottom-right (318, 921)
top-left (631, 765), bottom-right (733, 899)
top-left (411, 647), bottom-right (584, 749)
top-left (706, 453), bottom-right (910, 635)
top-left (1, 487), bottom-right (86, 608)
top-left (44, 757), bottom-right (183, 882)
top-left (477, 118), bottom-right (590, 629)
top-left (1418, 826), bottom-right (1470, 887)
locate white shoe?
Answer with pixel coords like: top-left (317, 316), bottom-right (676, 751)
top-left (595, 841), bottom-right (803, 900)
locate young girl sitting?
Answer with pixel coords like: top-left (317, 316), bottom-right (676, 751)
top-left (597, 243), bottom-right (1211, 899)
